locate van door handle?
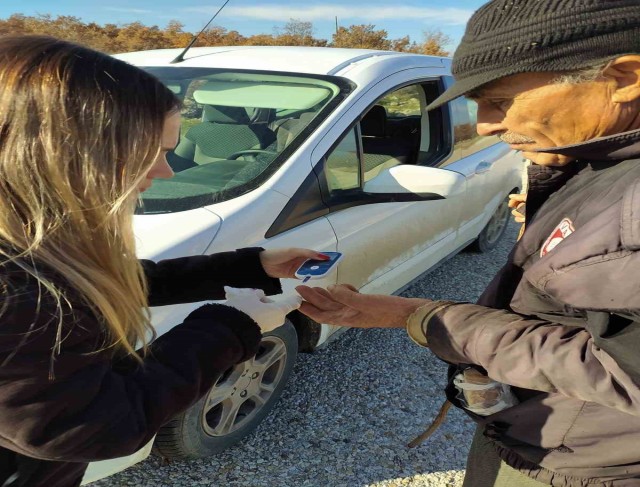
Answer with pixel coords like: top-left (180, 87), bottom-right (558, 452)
top-left (475, 161), bottom-right (493, 174)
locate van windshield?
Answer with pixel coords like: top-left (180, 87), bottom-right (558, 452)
top-left (138, 67), bottom-right (351, 214)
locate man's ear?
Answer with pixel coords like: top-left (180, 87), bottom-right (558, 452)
top-left (603, 55), bottom-right (640, 103)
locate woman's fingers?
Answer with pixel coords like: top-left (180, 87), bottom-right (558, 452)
top-left (289, 248), bottom-right (330, 261)
top-left (274, 295), bottom-right (303, 313)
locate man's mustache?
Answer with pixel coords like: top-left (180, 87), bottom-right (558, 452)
top-left (499, 132), bottom-right (536, 144)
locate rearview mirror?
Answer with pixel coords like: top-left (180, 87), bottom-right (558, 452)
top-left (363, 165), bottom-right (465, 200)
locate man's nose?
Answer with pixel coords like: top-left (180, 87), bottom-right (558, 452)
top-left (476, 103), bottom-right (506, 137)
top-left (476, 121), bottom-right (505, 137)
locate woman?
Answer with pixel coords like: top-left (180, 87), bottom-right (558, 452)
top-left (0, 35), bottom-right (325, 487)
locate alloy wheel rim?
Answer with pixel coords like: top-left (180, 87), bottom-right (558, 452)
top-left (202, 336), bottom-right (287, 437)
top-left (485, 199), bottom-right (510, 245)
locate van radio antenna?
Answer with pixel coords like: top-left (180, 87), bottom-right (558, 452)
top-left (170, 0), bottom-right (233, 64)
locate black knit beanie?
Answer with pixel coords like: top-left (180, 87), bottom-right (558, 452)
top-left (428, 0), bottom-right (640, 109)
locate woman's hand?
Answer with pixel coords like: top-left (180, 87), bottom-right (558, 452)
top-left (508, 193), bottom-right (526, 223)
top-left (260, 248), bottom-right (329, 279)
top-left (224, 287), bottom-right (302, 333)
top-left (296, 283), bottom-right (428, 329)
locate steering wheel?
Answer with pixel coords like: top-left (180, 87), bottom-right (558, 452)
top-left (227, 150), bottom-right (278, 160)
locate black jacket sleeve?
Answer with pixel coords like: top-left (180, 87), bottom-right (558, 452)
top-left (0, 280), bottom-right (262, 463)
top-left (140, 247), bottom-right (282, 307)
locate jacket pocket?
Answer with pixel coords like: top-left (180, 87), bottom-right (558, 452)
top-left (475, 393), bottom-right (585, 465)
top-left (561, 400), bottom-right (640, 469)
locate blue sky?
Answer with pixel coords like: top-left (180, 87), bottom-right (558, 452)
top-left (5, 0), bottom-right (487, 50)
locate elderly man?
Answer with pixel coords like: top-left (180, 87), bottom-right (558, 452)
top-left (296, 1), bottom-right (640, 486)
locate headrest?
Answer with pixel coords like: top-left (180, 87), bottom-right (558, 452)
top-left (276, 112), bottom-right (317, 150)
top-left (361, 105), bottom-right (387, 137)
top-left (202, 105), bottom-right (250, 124)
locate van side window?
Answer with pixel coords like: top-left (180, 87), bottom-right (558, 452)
top-left (325, 127), bottom-right (360, 194)
top-left (440, 76), bottom-right (500, 167)
top-left (360, 84), bottom-right (424, 183)
top-left (322, 80), bottom-right (446, 204)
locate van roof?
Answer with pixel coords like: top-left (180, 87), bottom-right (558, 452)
top-left (115, 46), bottom-right (451, 80)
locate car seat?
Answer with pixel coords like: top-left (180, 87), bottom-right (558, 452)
top-left (173, 105), bottom-right (276, 165)
top-left (273, 112), bottom-right (316, 152)
top-left (360, 105), bottom-right (413, 180)
top-left (221, 112), bottom-right (317, 190)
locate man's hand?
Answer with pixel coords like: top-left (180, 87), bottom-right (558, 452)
top-left (508, 193), bottom-right (526, 223)
top-left (259, 248), bottom-right (329, 279)
top-left (296, 283), bottom-right (429, 328)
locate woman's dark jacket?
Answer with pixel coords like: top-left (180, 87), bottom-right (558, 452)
top-left (0, 248), bottom-right (280, 487)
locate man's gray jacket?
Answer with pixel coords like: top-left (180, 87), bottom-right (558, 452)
top-left (408, 129), bottom-right (640, 486)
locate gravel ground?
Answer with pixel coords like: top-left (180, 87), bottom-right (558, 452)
top-left (95, 223), bottom-right (518, 487)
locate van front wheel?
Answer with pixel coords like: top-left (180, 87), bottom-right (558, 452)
top-left (153, 321), bottom-right (298, 459)
top-left (468, 196), bottom-right (511, 253)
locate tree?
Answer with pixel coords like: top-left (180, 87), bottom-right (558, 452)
top-left (164, 20), bottom-right (192, 48)
top-left (220, 29), bottom-right (245, 46)
top-left (115, 22), bottom-right (167, 52)
top-left (273, 18), bottom-right (326, 46)
top-left (331, 24), bottom-right (392, 50)
top-left (0, 14), bottom-right (29, 36)
top-left (0, 13), bottom-right (441, 55)
top-left (0, 14), bottom-right (126, 52)
top-left (196, 26), bottom-right (246, 46)
top-left (243, 33), bottom-right (277, 46)
top-left (416, 30), bottom-right (451, 56)
top-left (391, 35), bottom-right (417, 53)
top-left (196, 25), bottom-right (226, 46)
top-left (281, 18), bottom-right (313, 39)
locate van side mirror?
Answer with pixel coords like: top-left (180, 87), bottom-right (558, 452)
top-left (363, 165), bottom-right (466, 201)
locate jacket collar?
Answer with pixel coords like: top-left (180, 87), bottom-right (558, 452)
top-left (524, 127), bottom-right (640, 219)
top-left (526, 163), bottom-right (583, 223)
top-left (532, 127), bottom-right (640, 162)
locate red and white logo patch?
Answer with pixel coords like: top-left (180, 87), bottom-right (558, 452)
top-left (540, 218), bottom-right (575, 258)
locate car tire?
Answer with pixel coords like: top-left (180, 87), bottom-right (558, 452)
top-left (153, 320), bottom-right (298, 459)
top-left (289, 311), bottom-right (322, 353)
top-left (468, 195), bottom-right (511, 253)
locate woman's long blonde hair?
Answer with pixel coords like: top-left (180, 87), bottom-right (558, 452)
top-left (0, 35), bottom-right (180, 366)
